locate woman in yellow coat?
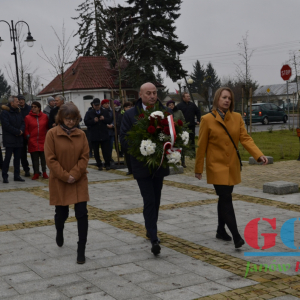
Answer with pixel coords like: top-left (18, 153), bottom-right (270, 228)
top-left (45, 103), bottom-right (89, 264)
top-left (195, 87), bottom-right (268, 248)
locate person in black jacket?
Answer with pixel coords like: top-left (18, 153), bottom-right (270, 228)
top-left (117, 101), bottom-right (133, 175)
top-left (120, 82), bottom-right (171, 256)
top-left (176, 92), bottom-right (201, 165)
top-left (18, 94), bottom-right (31, 176)
top-left (1, 96), bottom-right (25, 183)
top-left (84, 98), bottom-right (112, 170)
top-left (48, 95), bottom-right (65, 128)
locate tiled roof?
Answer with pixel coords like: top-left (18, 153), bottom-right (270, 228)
top-left (38, 56), bottom-right (133, 95)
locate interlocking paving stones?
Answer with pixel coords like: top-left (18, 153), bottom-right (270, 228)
top-left (2, 165), bottom-right (300, 299)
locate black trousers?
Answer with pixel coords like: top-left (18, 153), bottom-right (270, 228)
top-left (86, 130), bottom-right (93, 156)
top-left (0, 147), bottom-right (3, 169)
top-left (55, 202), bottom-right (88, 245)
top-left (136, 176), bottom-right (164, 243)
top-left (188, 126), bottom-right (196, 155)
top-left (30, 151), bottom-right (46, 174)
top-left (2, 147), bottom-right (21, 178)
top-left (124, 151), bottom-right (132, 173)
top-left (21, 139), bottom-right (30, 172)
top-left (92, 141), bottom-right (110, 167)
top-left (214, 185), bottom-right (241, 242)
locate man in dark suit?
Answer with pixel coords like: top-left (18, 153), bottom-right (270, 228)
top-left (120, 82), bottom-right (170, 256)
top-left (48, 95), bottom-right (65, 128)
top-left (18, 94), bottom-right (31, 177)
top-left (84, 98), bottom-right (112, 170)
top-left (176, 92), bottom-right (201, 166)
top-left (1, 96), bottom-right (25, 183)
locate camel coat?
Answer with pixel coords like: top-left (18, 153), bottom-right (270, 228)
top-left (195, 110), bottom-right (264, 186)
top-left (44, 126), bottom-right (90, 206)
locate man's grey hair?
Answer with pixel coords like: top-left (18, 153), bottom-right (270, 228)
top-left (55, 95), bottom-right (65, 102)
top-left (8, 96), bottom-right (18, 103)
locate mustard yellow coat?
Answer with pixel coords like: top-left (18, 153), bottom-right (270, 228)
top-left (195, 110), bottom-right (263, 186)
top-left (44, 126), bottom-right (90, 206)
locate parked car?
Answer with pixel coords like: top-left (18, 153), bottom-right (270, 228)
top-left (244, 103), bottom-right (288, 125)
top-left (279, 103), bottom-right (298, 111)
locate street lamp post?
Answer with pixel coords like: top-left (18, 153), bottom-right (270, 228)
top-left (0, 20), bottom-right (36, 94)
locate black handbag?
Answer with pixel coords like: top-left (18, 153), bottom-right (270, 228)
top-left (210, 112), bottom-right (243, 171)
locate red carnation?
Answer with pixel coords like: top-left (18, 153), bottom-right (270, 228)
top-left (147, 126), bottom-right (156, 134)
top-left (146, 105), bottom-right (154, 110)
top-left (177, 120), bottom-right (183, 126)
top-left (164, 111), bottom-right (170, 116)
top-left (161, 119), bottom-right (168, 126)
top-left (163, 126), bottom-right (170, 135)
top-left (138, 113), bottom-right (145, 119)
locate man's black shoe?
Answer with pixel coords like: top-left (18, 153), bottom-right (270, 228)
top-left (3, 178), bottom-right (8, 183)
top-left (216, 230), bottom-right (232, 241)
top-left (146, 231), bottom-right (160, 244)
top-left (105, 166), bottom-right (111, 171)
top-left (98, 166), bottom-right (103, 171)
top-left (14, 176), bottom-right (25, 182)
top-left (25, 171), bottom-right (30, 177)
top-left (182, 164), bottom-right (187, 168)
top-left (126, 171), bottom-right (132, 175)
top-left (151, 242), bottom-right (161, 256)
top-left (234, 238), bottom-right (245, 249)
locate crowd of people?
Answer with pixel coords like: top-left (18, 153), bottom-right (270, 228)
top-left (0, 84), bottom-right (267, 264)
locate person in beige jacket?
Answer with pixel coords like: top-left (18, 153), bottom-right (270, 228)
top-left (195, 87), bottom-right (268, 248)
top-left (44, 103), bottom-right (89, 264)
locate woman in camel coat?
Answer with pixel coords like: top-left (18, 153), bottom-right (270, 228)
top-left (44, 102), bottom-right (89, 264)
top-left (195, 87), bottom-right (268, 248)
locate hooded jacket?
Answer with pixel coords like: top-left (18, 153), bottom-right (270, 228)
top-left (0, 105), bottom-right (25, 148)
top-left (24, 111), bottom-right (49, 153)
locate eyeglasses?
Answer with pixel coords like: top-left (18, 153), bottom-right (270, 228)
top-left (64, 118), bottom-right (77, 122)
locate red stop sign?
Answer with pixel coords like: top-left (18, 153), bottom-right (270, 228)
top-left (281, 64), bottom-right (292, 81)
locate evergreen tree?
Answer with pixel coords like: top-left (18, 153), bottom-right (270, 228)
top-left (0, 70), bottom-right (11, 100)
top-left (155, 72), bottom-right (169, 101)
top-left (190, 60), bottom-right (206, 95)
top-left (73, 0), bottom-right (106, 56)
top-left (121, 0), bottom-right (188, 87)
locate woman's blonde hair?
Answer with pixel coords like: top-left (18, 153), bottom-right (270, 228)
top-left (212, 87), bottom-right (235, 112)
top-left (55, 102), bottom-right (81, 126)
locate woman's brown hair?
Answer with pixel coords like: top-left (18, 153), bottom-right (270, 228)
top-left (55, 102), bottom-right (81, 126)
top-left (212, 87), bottom-right (235, 112)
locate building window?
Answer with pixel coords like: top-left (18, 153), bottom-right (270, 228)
top-left (83, 95), bottom-right (93, 100)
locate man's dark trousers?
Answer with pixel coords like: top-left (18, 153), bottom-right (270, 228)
top-left (21, 139), bottom-right (30, 173)
top-left (136, 176), bottom-right (164, 243)
top-left (92, 141), bottom-right (110, 167)
top-left (189, 125), bottom-right (196, 155)
top-left (2, 147), bottom-right (22, 179)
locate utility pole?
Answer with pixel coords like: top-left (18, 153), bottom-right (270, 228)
top-left (287, 81), bottom-right (290, 130)
top-left (249, 87), bottom-right (253, 137)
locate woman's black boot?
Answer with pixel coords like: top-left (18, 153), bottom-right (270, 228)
top-left (56, 230), bottom-right (64, 247)
top-left (216, 228), bottom-right (232, 241)
top-left (77, 242), bottom-right (86, 264)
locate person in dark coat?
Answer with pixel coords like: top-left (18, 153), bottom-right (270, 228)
top-left (18, 94), bottom-right (31, 176)
top-left (84, 98), bottom-right (112, 170)
top-left (43, 96), bottom-right (55, 118)
top-left (117, 101), bottom-right (133, 175)
top-left (176, 92), bottom-right (201, 166)
top-left (0, 96), bottom-right (25, 183)
top-left (85, 102), bottom-right (94, 158)
top-left (120, 82), bottom-right (170, 256)
top-left (48, 95), bottom-right (65, 128)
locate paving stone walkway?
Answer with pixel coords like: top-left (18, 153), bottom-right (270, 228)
top-left (0, 157), bottom-right (300, 299)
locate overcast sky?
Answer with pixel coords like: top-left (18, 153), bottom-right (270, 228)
top-left (1, 0), bottom-right (300, 94)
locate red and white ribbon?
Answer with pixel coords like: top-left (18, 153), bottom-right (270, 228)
top-left (158, 115), bottom-right (182, 168)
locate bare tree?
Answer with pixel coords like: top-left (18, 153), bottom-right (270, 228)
top-left (38, 21), bottom-right (74, 96)
top-left (236, 31), bottom-right (255, 88)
